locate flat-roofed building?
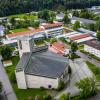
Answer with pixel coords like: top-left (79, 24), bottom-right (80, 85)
top-left (68, 33), bottom-right (94, 43)
top-left (41, 22), bottom-right (63, 38)
top-left (84, 39), bottom-right (100, 58)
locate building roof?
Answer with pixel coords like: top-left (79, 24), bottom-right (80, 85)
top-left (71, 16), bottom-right (96, 24)
top-left (16, 46), bottom-right (69, 78)
top-left (41, 23), bottom-right (62, 29)
top-left (7, 28), bottom-right (44, 38)
top-left (69, 34), bottom-right (91, 41)
top-left (56, 13), bottom-right (65, 18)
top-left (84, 39), bottom-right (100, 50)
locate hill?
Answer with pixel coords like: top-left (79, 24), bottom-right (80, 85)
top-left (0, 0), bottom-right (100, 17)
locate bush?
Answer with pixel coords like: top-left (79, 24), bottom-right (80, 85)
top-left (43, 94), bottom-right (52, 100)
top-left (27, 96), bottom-right (34, 100)
top-left (68, 66), bottom-right (72, 74)
top-left (10, 71), bottom-right (16, 83)
top-left (40, 86), bottom-right (45, 90)
top-left (58, 79), bottom-right (65, 91)
top-left (35, 95), bottom-right (41, 100)
top-left (60, 93), bottom-right (68, 100)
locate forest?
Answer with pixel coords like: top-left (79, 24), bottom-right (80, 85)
top-left (0, 0), bottom-right (100, 17)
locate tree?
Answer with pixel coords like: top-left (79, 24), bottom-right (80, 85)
top-left (96, 31), bottom-right (100, 41)
top-left (71, 42), bottom-right (78, 54)
top-left (60, 93), bottom-right (68, 100)
top-left (73, 21), bottom-right (80, 30)
top-left (1, 46), bottom-right (12, 60)
top-left (38, 10), bottom-right (50, 21)
top-left (63, 14), bottom-right (70, 25)
top-left (32, 21), bottom-right (40, 28)
top-left (76, 78), bottom-right (97, 98)
top-left (96, 20), bottom-right (100, 31)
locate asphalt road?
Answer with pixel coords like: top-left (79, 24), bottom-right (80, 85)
top-left (76, 51), bottom-right (100, 67)
top-left (0, 56), bottom-right (17, 100)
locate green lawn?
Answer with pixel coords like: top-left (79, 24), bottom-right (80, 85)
top-left (10, 28), bottom-right (29, 33)
top-left (34, 40), bottom-right (45, 46)
top-left (59, 37), bottom-right (71, 45)
top-left (86, 61), bottom-right (100, 81)
top-left (80, 50), bottom-right (100, 61)
top-left (5, 56), bottom-right (47, 100)
top-left (8, 13), bottom-right (38, 20)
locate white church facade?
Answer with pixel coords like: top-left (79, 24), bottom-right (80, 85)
top-left (15, 36), bottom-right (70, 89)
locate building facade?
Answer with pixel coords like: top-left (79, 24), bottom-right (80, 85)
top-left (15, 37), bottom-right (69, 89)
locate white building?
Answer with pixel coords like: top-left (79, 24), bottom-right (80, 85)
top-left (4, 28), bottom-right (45, 45)
top-left (56, 13), bottom-right (65, 21)
top-left (40, 22), bottom-right (63, 38)
top-left (0, 25), bottom-right (5, 36)
top-left (84, 39), bottom-right (100, 58)
top-left (15, 36), bottom-right (69, 89)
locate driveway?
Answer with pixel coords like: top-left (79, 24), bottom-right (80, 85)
top-left (0, 56), bottom-right (17, 100)
top-left (55, 58), bottom-right (93, 99)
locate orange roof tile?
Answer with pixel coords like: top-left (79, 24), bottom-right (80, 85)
top-left (42, 23), bottom-right (62, 29)
top-left (52, 42), bottom-right (65, 51)
top-left (70, 34), bottom-right (90, 41)
top-left (7, 28), bottom-right (44, 38)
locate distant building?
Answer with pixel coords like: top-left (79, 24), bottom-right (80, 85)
top-left (15, 37), bottom-right (70, 89)
top-left (0, 17), bottom-right (8, 23)
top-left (4, 22), bottom-right (64, 45)
top-left (5, 28), bottom-right (45, 45)
top-left (56, 13), bottom-right (65, 21)
top-left (0, 25), bottom-right (5, 36)
top-left (68, 33), bottom-right (94, 43)
top-left (71, 16), bottom-right (96, 25)
top-left (77, 28), bottom-right (96, 37)
top-left (49, 42), bottom-right (70, 55)
top-left (84, 39), bottom-right (100, 58)
top-left (40, 22), bottom-right (63, 38)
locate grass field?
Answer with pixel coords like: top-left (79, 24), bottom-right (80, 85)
top-left (86, 61), bottom-right (100, 81)
top-left (8, 13), bottom-right (38, 20)
top-left (5, 56), bottom-right (47, 100)
top-left (9, 28), bottom-right (29, 33)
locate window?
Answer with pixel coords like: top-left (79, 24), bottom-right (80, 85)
top-left (19, 40), bottom-right (22, 49)
top-left (48, 85), bottom-right (52, 89)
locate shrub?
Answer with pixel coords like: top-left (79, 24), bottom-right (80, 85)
top-left (35, 95), bottom-right (41, 100)
top-left (10, 71), bottom-right (16, 83)
top-left (60, 93), bottom-right (68, 100)
top-left (58, 79), bottom-right (65, 91)
top-left (43, 94), bottom-right (52, 100)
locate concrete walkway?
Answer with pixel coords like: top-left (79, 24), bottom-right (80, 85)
top-left (55, 58), bottom-right (93, 99)
top-left (0, 56), bottom-right (17, 100)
